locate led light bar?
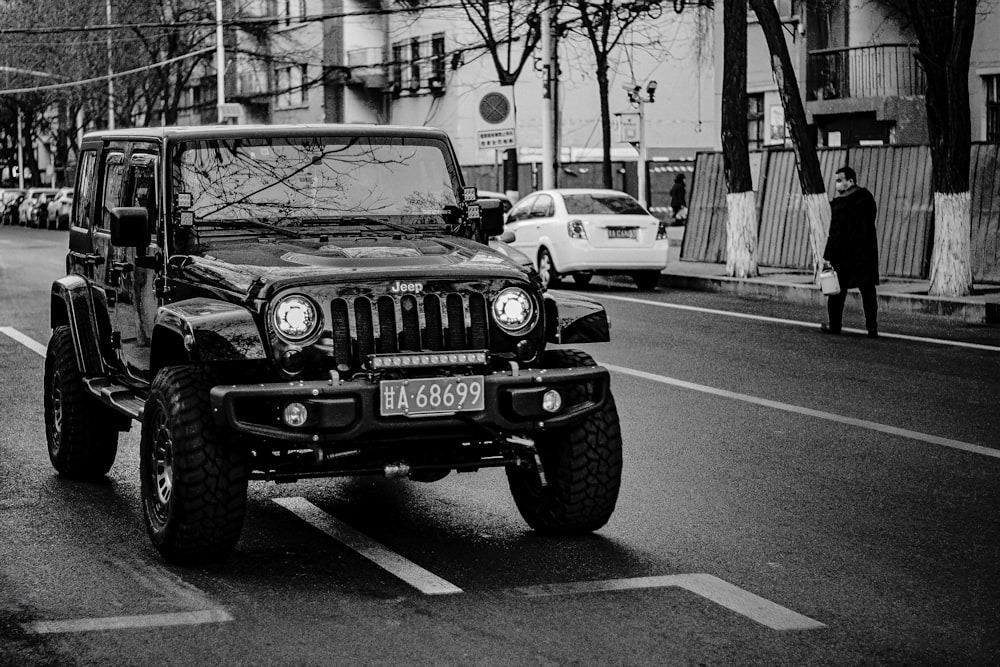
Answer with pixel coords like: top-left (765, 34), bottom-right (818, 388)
top-left (369, 350), bottom-right (488, 369)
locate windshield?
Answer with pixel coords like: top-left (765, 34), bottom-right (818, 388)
top-left (172, 136), bottom-right (461, 230)
top-left (563, 193), bottom-right (648, 216)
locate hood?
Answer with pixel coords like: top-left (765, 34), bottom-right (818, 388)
top-left (174, 235), bottom-right (529, 297)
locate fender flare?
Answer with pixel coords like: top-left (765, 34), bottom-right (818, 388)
top-left (151, 298), bottom-right (267, 374)
top-left (50, 276), bottom-right (108, 375)
top-left (543, 292), bottom-right (610, 344)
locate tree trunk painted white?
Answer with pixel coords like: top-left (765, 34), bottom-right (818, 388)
top-left (725, 191), bottom-right (758, 278)
top-left (928, 191), bottom-right (973, 296)
top-left (803, 193), bottom-right (831, 280)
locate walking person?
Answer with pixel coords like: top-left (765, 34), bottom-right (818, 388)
top-left (821, 166), bottom-right (880, 337)
top-left (669, 173), bottom-right (687, 224)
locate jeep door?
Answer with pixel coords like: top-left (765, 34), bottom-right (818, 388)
top-left (113, 150), bottom-right (160, 382)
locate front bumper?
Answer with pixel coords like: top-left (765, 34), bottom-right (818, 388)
top-left (210, 365), bottom-right (610, 444)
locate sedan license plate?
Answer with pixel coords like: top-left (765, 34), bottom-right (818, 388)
top-left (380, 376), bottom-right (485, 416)
top-left (607, 226), bottom-right (637, 239)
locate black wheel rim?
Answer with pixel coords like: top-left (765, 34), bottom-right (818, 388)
top-left (539, 251), bottom-right (554, 287)
top-left (149, 408), bottom-right (173, 526)
top-left (49, 370), bottom-right (63, 458)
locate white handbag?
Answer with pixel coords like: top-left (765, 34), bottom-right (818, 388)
top-left (819, 267), bottom-right (841, 296)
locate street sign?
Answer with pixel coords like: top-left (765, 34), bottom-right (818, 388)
top-left (477, 128), bottom-right (516, 150)
top-left (616, 112), bottom-right (640, 144)
top-left (476, 87), bottom-right (516, 150)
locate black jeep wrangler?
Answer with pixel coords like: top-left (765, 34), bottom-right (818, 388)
top-left (45, 124), bottom-right (621, 564)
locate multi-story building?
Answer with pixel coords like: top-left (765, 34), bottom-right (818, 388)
top-left (178, 0), bottom-right (719, 177)
top-left (715, 0), bottom-right (1000, 150)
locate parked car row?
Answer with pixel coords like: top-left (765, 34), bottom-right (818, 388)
top-left (497, 188), bottom-right (669, 291)
top-left (0, 187), bottom-right (72, 229)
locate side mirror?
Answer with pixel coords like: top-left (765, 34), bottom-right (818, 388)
top-left (477, 198), bottom-right (505, 238)
top-left (110, 206), bottom-right (150, 247)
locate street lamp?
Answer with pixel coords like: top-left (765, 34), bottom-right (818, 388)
top-left (626, 80), bottom-right (657, 210)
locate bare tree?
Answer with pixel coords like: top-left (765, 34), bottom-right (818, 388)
top-left (568, 0), bottom-right (646, 188)
top-left (455, 0), bottom-right (546, 86)
top-left (720, 0), bottom-right (757, 277)
top-left (748, 0), bottom-right (829, 279)
top-left (906, 0), bottom-right (979, 296)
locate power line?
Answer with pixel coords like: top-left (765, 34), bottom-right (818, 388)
top-left (0, 47), bottom-right (215, 96)
top-left (0, 4), bottom-right (468, 36)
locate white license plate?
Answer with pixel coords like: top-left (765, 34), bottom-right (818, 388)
top-left (607, 227), bottom-right (637, 239)
top-left (380, 376), bottom-right (485, 416)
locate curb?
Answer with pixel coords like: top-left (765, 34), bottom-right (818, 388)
top-left (659, 274), bottom-right (991, 324)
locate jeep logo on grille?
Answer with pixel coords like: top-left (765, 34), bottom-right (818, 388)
top-left (390, 280), bottom-right (423, 294)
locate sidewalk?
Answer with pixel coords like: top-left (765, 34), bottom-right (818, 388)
top-left (659, 227), bottom-right (1000, 324)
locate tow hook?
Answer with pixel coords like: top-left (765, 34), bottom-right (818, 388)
top-left (507, 436), bottom-right (547, 487)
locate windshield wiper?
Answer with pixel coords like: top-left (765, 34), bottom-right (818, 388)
top-left (208, 218), bottom-right (305, 239)
top-left (294, 216), bottom-right (419, 235)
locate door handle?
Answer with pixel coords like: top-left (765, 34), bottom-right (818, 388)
top-left (83, 254), bottom-right (105, 266)
top-left (111, 261), bottom-right (134, 274)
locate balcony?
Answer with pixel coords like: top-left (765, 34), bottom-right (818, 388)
top-left (346, 47), bottom-right (388, 89)
top-left (806, 44), bottom-right (925, 102)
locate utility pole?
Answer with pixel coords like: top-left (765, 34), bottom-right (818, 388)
top-left (106, 0), bottom-right (114, 129)
top-left (540, 0), bottom-right (554, 189)
top-left (216, 0), bottom-right (226, 123)
top-left (627, 81), bottom-right (657, 209)
top-left (17, 108), bottom-right (24, 189)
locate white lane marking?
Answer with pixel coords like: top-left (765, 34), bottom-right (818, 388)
top-left (273, 497), bottom-right (463, 595)
top-left (0, 326), bottom-right (47, 357)
top-left (507, 574), bottom-right (825, 631)
top-left (23, 609), bottom-right (234, 634)
top-left (111, 556), bottom-right (219, 609)
top-left (573, 291), bottom-right (1000, 352)
top-left (602, 362), bottom-right (1000, 460)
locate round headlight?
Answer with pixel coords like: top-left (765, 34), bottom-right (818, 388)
top-left (272, 295), bottom-right (319, 341)
top-left (492, 287), bottom-right (535, 332)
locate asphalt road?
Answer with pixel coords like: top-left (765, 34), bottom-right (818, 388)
top-left (2, 226), bottom-right (999, 666)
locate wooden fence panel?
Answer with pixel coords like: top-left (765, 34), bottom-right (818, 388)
top-left (971, 143), bottom-right (1000, 283)
top-left (681, 152), bottom-right (727, 262)
top-left (848, 145), bottom-right (933, 279)
top-left (757, 150), bottom-right (794, 266)
top-left (756, 148), bottom-right (847, 269)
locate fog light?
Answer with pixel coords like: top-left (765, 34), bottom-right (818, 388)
top-left (541, 389), bottom-right (563, 413)
top-left (283, 402), bottom-right (308, 427)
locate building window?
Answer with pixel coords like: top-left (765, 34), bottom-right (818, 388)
top-left (390, 36), bottom-right (447, 96)
top-left (410, 39), bottom-right (421, 92)
top-left (748, 93), bottom-right (765, 150)
top-left (276, 64), bottom-right (308, 108)
top-left (986, 74), bottom-right (1000, 143)
top-left (279, 0), bottom-right (306, 26)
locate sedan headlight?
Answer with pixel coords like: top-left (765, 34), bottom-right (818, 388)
top-left (272, 295), bottom-right (320, 342)
top-left (492, 287), bottom-right (535, 332)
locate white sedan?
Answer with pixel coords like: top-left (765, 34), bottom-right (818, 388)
top-left (503, 189), bottom-right (669, 290)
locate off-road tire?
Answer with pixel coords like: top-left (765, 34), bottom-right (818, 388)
top-left (44, 326), bottom-right (119, 479)
top-left (572, 273), bottom-right (593, 285)
top-left (506, 349), bottom-right (622, 535)
top-left (538, 248), bottom-right (561, 289)
top-left (140, 365), bottom-right (248, 564)
top-left (631, 270), bottom-right (661, 290)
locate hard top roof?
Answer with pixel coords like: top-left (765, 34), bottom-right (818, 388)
top-left (81, 123), bottom-right (452, 144)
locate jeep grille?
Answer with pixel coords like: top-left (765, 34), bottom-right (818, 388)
top-left (330, 293), bottom-right (489, 367)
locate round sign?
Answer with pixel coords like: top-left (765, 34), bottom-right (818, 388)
top-left (479, 92), bottom-right (511, 125)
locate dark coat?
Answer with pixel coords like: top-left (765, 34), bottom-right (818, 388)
top-left (669, 180), bottom-right (686, 212)
top-left (823, 186), bottom-right (879, 288)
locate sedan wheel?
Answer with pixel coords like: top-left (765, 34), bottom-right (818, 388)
top-left (538, 248), bottom-right (560, 289)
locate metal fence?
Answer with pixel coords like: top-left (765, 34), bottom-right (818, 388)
top-left (806, 44), bottom-right (925, 101)
top-left (683, 144), bottom-right (1000, 282)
